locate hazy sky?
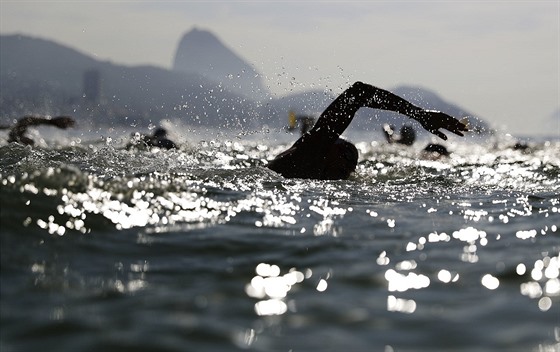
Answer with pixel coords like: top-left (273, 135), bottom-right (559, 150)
top-left (1, 0), bottom-right (559, 136)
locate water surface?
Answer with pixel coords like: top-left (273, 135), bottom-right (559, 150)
top-left (1, 127), bottom-right (559, 351)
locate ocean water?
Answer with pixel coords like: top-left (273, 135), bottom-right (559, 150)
top-left (0, 126), bottom-right (559, 352)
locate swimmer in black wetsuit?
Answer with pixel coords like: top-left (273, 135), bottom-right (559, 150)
top-left (267, 82), bottom-right (468, 180)
top-left (127, 127), bottom-right (177, 150)
top-left (422, 143), bottom-right (450, 158)
top-left (383, 124), bottom-right (451, 160)
top-left (383, 123), bottom-right (451, 158)
top-left (1, 115), bottom-right (75, 146)
top-left (383, 124), bottom-right (416, 146)
top-left (148, 128), bottom-right (177, 150)
top-left (287, 111), bottom-right (316, 136)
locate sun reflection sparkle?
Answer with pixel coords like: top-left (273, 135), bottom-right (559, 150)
top-left (481, 274), bottom-right (500, 290)
top-left (245, 263), bottom-right (306, 316)
top-left (519, 252), bottom-right (560, 312)
top-left (384, 269), bottom-right (430, 292)
top-left (387, 295), bottom-right (416, 314)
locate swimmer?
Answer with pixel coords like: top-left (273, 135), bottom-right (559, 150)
top-left (267, 82), bottom-right (468, 180)
top-left (383, 124), bottom-right (450, 159)
top-left (383, 124), bottom-right (416, 146)
top-left (512, 141), bottom-right (530, 152)
top-left (422, 143), bottom-right (450, 159)
top-left (287, 111), bottom-right (316, 136)
top-left (2, 115), bottom-right (75, 146)
top-left (127, 127), bottom-right (177, 150)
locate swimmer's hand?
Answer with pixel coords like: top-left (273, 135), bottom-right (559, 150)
top-left (415, 110), bottom-right (468, 140)
top-left (50, 116), bottom-right (75, 129)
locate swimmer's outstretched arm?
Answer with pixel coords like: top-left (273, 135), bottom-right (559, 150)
top-left (12, 116), bottom-right (75, 129)
top-left (8, 116), bottom-right (75, 143)
top-left (311, 82), bottom-right (467, 141)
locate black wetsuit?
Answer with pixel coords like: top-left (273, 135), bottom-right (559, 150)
top-left (267, 82), bottom-right (431, 180)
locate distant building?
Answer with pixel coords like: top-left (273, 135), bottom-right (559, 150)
top-left (83, 69), bottom-right (101, 104)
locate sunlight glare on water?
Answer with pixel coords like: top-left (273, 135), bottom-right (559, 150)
top-left (246, 263), bottom-right (305, 317)
top-left (0, 131), bottom-right (559, 351)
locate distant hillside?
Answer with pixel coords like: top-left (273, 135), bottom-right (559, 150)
top-left (393, 86), bottom-right (472, 118)
top-left (0, 34), bottom-right (266, 128)
top-left (387, 85), bottom-right (490, 133)
top-left (0, 32), bottom-right (490, 135)
top-left (173, 28), bottom-right (269, 100)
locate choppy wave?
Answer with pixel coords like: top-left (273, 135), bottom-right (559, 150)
top-left (1, 135), bottom-right (557, 233)
top-left (1, 130), bottom-right (559, 351)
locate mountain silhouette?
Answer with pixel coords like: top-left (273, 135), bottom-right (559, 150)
top-left (0, 31), bottom-right (490, 134)
top-left (0, 34), bottom-right (265, 128)
top-left (173, 28), bottom-right (269, 100)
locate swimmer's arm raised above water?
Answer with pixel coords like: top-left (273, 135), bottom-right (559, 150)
top-left (16, 116), bottom-right (75, 129)
top-left (310, 82), bottom-right (467, 141)
top-left (8, 116), bottom-right (75, 144)
top-left (9, 116), bottom-right (75, 132)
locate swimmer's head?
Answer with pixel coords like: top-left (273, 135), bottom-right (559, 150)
top-left (153, 128), bottom-right (168, 138)
top-left (400, 124), bottom-right (416, 146)
top-left (321, 138), bottom-right (359, 180)
top-left (422, 143), bottom-right (450, 160)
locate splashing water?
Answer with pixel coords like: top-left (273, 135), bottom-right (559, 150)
top-left (1, 128), bottom-right (559, 351)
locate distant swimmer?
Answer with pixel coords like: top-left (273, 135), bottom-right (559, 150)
top-left (383, 124), bottom-right (451, 159)
top-left (267, 82), bottom-right (468, 180)
top-left (287, 111), bottom-right (316, 136)
top-left (1, 115), bottom-right (75, 146)
top-left (382, 124), bottom-right (416, 146)
top-left (512, 141), bottom-right (530, 152)
top-left (127, 127), bottom-right (177, 150)
top-left (422, 143), bottom-right (450, 159)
